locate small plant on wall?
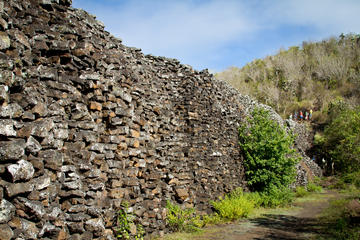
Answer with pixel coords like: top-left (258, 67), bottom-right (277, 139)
top-left (116, 201), bottom-right (144, 240)
top-left (165, 200), bottom-right (202, 233)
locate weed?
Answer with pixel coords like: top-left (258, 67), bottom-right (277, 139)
top-left (200, 213), bottom-right (222, 226)
top-left (210, 188), bottom-right (255, 221)
top-left (116, 201), bottom-right (144, 240)
top-left (295, 186), bottom-right (310, 197)
top-left (341, 170), bottom-right (360, 187)
top-left (257, 186), bottom-right (294, 207)
top-left (307, 182), bottom-right (323, 193)
top-left (166, 201), bottom-right (202, 233)
top-left (320, 195), bottom-right (360, 239)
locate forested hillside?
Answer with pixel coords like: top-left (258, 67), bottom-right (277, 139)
top-left (216, 34), bottom-right (360, 121)
top-left (216, 34), bottom-right (360, 175)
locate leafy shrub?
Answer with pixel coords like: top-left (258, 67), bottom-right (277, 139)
top-left (200, 213), bottom-right (222, 226)
top-left (257, 186), bottom-right (294, 207)
top-left (216, 34), bottom-right (360, 119)
top-left (116, 202), bottom-right (144, 240)
top-left (321, 198), bottom-right (360, 240)
top-left (295, 186), bottom-right (309, 197)
top-left (239, 108), bottom-right (298, 192)
top-left (322, 106), bottom-right (360, 173)
top-left (307, 182), bottom-right (323, 193)
top-left (166, 201), bottom-right (201, 232)
top-left (312, 111), bottom-right (328, 124)
top-left (341, 170), bottom-right (360, 187)
top-left (210, 188), bottom-right (256, 220)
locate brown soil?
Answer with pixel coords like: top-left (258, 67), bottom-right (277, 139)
top-left (188, 191), bottom-right (339, 240)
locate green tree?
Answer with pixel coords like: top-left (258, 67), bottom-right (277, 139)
top-left (216, 33), bottom-right (360, 119)
top-left (239, 108), bottom-right (298, 192)
top-left (322, 107), bottom-right (360, 173)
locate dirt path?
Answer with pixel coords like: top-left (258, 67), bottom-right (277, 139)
top-left (186, 190), bottom-right (338, 240)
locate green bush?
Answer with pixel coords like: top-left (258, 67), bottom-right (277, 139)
top-left (216, 34), bottom-right (360, 119)
top-left (200, 213), bottom-right (222, 226)
top-left (210, 188), bottom-right (256, 220)
top-left (166, 201), bottom-right (201, 233)
top-left (322, 107), bottom-right (360, 173)
top-left (321, 198), bottom-right (360, 240)
top-left (258, 186), bottom-right (294, 207)
top-left (341, 170), bottom-right (360, 187)
top-left (239, 108), bottom-right (298, 192)
top-left (295, 186), bottom-right (309, 197)
top-left (116, 202), bottom-right (144, 240)
top-left (307, 182), bottom-right (323, 193)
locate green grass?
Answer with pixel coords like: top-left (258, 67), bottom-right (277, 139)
top-left (313, 175), bottom-right (360, 240)
top-left (160, 188), bottom-right (332, 240)
top-left (293, 191), bottom-right (328, 204)
top-left (319, 197), bottom-right (360, 240)
top-left (161, 179), bottom-right (329, 240)
top-left (295, 186), bottom-right (310, 197)
top-left (163, 186), bottom-right (298, 237)
top-left (166, 201), bottom-right (202, 233)
top-left (210, 188), bottom-right (256, 221)
top-left (295, 182), bottom-right (323, 198)
top-left (160, 177), bottom-right (359, 240)
top-left (307, 182), bottom-right (323, 193)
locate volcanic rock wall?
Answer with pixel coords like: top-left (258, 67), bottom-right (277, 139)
top-left (0, 0), bottom-right (249, 239)
top-left (0, 0), bottom-right (321, 239)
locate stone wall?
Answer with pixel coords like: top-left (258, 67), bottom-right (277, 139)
top-left (0, 1), bottom-right (320, 239)
top-left (286, 120), bottom-right (322, 186)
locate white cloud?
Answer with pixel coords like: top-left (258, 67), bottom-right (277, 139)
top-left (94, 1), bottom-right (257, 57)
top-left (74, 0), bottom-right (360, 70)
top-left (267, 0), bottom-right (360, 34)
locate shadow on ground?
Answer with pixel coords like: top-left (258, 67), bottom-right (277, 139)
top-left (250, 214), bottom-right (327, 240)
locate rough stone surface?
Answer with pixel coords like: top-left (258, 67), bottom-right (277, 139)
top-left (17, 218), bottom-right (39, 240)
top-left (0, 223), bottom-right (13, 240)
top-left (5, 181), bottom-right (35, 197)
top-left (0, 85), bottom-right (8, 102)
top-left (0, 139), bottom-right (26, 161)
top-left (85, 218), bottom-right (105, 236)
top-left (0, 0), bottom-right (321, 238)
top-left (286, 119), bottom-right (323, 185)
top-left (0, 119), bottom-right (16, 136)
top-left (0, 32), bottom-right (10, 50)
top-left (0, 199), bottom-right (15, 223)
top-left (7, 160), bottom-right (35, 182)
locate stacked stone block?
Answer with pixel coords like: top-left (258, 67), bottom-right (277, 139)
top-left (0, 1), bottom-right (320, 239)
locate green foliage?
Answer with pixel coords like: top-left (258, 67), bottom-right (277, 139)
top-left (320, 198), bottom-right (360, 240)
top-left (318, 175), bottom-right (360, 240)
top-left (216, 33), bottom-right (360, 119)
top-left (307, 182), bottom-right (323, 193)
top-left (239, 108), bottom-right (298, 192)
top-left (331, 171), bottom-right (360, 190)
top-left (257, 186), bottom-right (294, 207)
top-left (295, 182), bottom-right (322, 198)
top-left (295, 186), bottom-right (309, 197)
top-left (116, 202), bottom-right (144, 240)
top-left (200, 213), bottom-right (222, 226)
top-left (165, 185), bottom-right (307, 236)
top-left (326, 97), bottom-right (349, 123)
top-left (322, 106), bottom-right (360, 173)
top-left (166, 201), bottom-right (202, 233)
top-left (210, 188), bottom-right (256, 220)
top-left (314, 132), bottom-right (325, 146)
top-left (341, 170), bottom-right (360, 188)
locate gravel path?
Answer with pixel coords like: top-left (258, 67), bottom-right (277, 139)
top-left (187, 191), bottom-right (338, 240)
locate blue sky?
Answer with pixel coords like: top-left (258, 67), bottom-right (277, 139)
top-left (72, 0), bottom-right (360, 72)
